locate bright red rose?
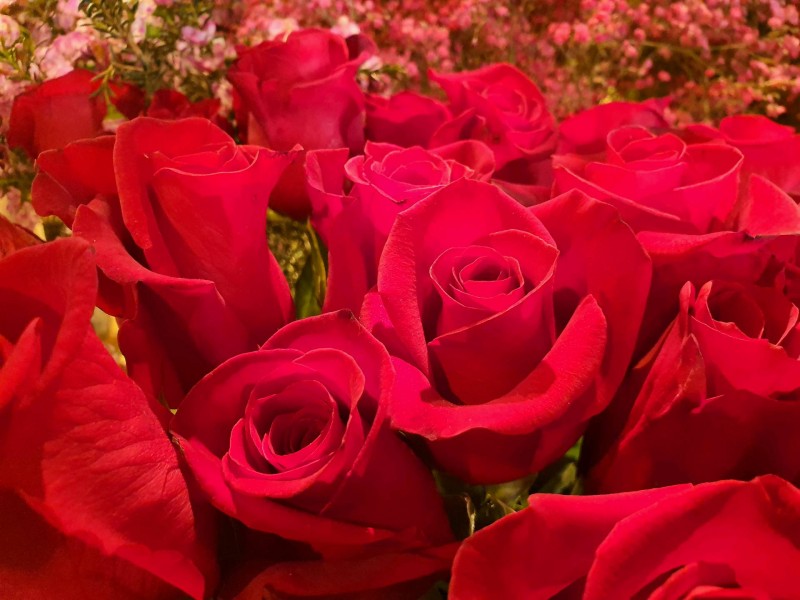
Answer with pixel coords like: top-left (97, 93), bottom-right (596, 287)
top-left (7, 69), bottom-right (143, 158)
top-left (450, 476), bottom-right (800, 599)
top-left (430, 64), bottom-right (558, 189)
top-left (685, 114), bottom-right (800, 198)
top-left (556, 121), bottom-right (800, 353)
top-left (0, 228), bottom-right (216, 599)
top-left (228, 29), bottom-right (369, 218)
top-left (556, 98), bottom-right (671, 155)
top-left (171, 311), bottom-right (453, 557)
top-left (585, 279), bottom-right (800, 492)
top-left (554, 125), bottom-right (744, 234)
top-left (363, 180), bottom-right (650, 484)
top-left (31, 118), bottom-right (294, 407)
top-left (365, 91), bottom-right (451, 148)
top-left (307, 140), bottom-right (494, 313)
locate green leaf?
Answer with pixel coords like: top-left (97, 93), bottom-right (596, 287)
top-left (293, 221), bottom-right (327, 320)
top-left (294, 254), bottom-right (322, 320)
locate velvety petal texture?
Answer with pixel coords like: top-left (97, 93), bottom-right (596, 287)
top-left (307, 140), bottom-right (494, 314)
top-left (0, 236), bottom-right (216, 599)
top-left (7, 69), bottom-right (142, 158)
top-left (371, 179), bottom-right (650, 483)
top-left (228, 28), bottom-right (369, 218)
top-left (586, 278), bottom-right (800, 493)
top-left (172, 311), bottom-right (452, 556)
top-left (429, 63), bottom-right (558, 192)
top-left (31, 118), bottom-right (294, 407)
top-left (451, 477), bottom-right (800, 599)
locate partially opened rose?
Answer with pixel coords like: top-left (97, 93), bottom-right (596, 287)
top-left (365, 179), bottom-right (651, 483)
top-left (585, 278), bottom-right (800, 493)
top-left (31, 117), bottom-right (294, 406)
top-left (685, 114), bottom-right (800, 198)
top-left (555, 121), bottom-right (800, 353)
top-left (450, 476), bottom-right (800, 599)
top-left (171, 312), bottom-right (452, 557)
top-left (554, 125), bottom-right (743, 234)
top-left (307, 140), bottom-right (494, 313)
top-left (0, 227), bottom-right (216, 599)
top-left (7, 69), bottom-right (142, 158)
top-left (556, 98), bottom-right (670, 156)
top-left (228, 28), bottom-right (369, 218)
top-left (427, 65), bottom-right (557, 203)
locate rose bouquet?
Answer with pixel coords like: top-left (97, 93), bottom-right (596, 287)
top-left (2, 3), bottom-right (800, 600)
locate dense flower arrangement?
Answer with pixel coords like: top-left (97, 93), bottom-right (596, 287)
top-left (3, 2), bottom-right (800, 599)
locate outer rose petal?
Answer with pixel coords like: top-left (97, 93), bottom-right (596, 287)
top-left (7, 70), bottom-right (106, 157)
top-left (557, 99), bottom-right (670, 155)
top-left (531, 190), bottom-right (652, 402)
top-left (584, 477), bottom-right (800, 598)
top-left (365, 91), bottom-right (450, 148)
top-left (73, 198), bottom-right (253, 405)
top-left (31, 136), bottom-right (117, 228)
top-left (450, 486), bottom-right (687, 599)
top-left (0, 490), bottom-right (182, 600)
top-left (0, 240), bottom-right (217, 599)
top-left (227, 543), bottom-right (459, 600)
top-left (452, 477), bottom-right (800, 599)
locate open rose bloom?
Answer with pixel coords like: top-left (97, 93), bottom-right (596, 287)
top-left (3, 14), bottom-right (800, 600)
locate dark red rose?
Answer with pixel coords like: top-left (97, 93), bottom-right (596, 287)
top-left (450, 476), bottom-right (800, 599)
top-left (228, 29), bottom-right (369, 218)
top-left (223, 543), bottom-right (458, 600)
top-left (171, 312), bottom-right (452, 557)
top-left (585, 279), bottom-right (800, 492)
top-left (363, 180), bottom-right (650, 484)
top-left (146, 89), bottom-right (228, 130)
top-left (557, 98), bottom-right (671, 155)
top-left (0, 228), bottom-right (216, 599)
top-left (31, 117), bottom-right (295, 407)
top-left (365, 91), bottom-right (451, 148)
top-left (430, 64), bottom-right (558, 189)
top-left (307, 140), bottom-right (494, 313)
top-left (684, 114), bottom-right (800, 198)
top-left (7, 69), bottom-right (143, 158)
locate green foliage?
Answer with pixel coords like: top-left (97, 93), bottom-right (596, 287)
top-left (78, 0), bottom-right (221, 101)
top-left (436, 438), bottom-right (584, 540)
top-left (293, 222), bottom-right (327, 319)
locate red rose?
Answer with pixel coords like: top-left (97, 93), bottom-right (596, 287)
top-left (554, 125), bottom-right (743, 234)
top-left (450, 476), bottom-right (800, 599)
top-left (365, 91), bottom-right (451, 148)
top-left (7, 69), bottom-right (143, 158)
top-left (228, 29), bottom-right (369, 218)
top-left (0, 227), bottom-right (216, 599)
top-left (31, 118), bottom-right (294, 406)
top-left (364, 180), bottom-right (651, 483)
top-left (146, 89), bottom-right (227, 130)
top-left (171, 312), bottom-right (452, 556)
top-left (307, 140), bottom-right (494, 313)
top-left (430, 64), bottom-right (558, 187)
top-left (557, 98), bottom-right (671, 155)
top-left (555, 123), bottom-right (800, 352)
top-left (685, 114), bottom-right (800, 198)
top-left (585, 279), bottom-right (800, 492)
